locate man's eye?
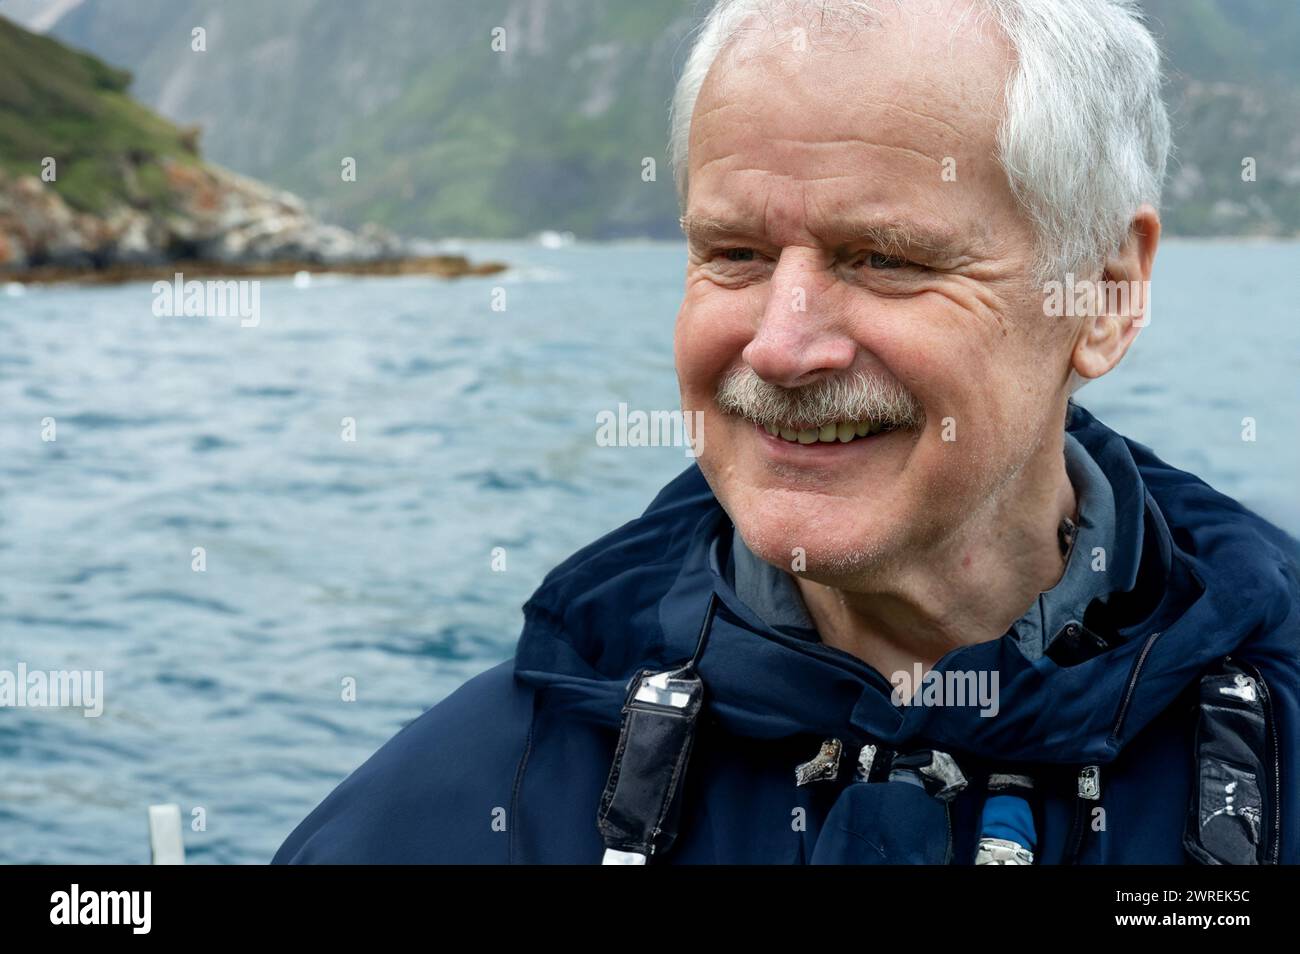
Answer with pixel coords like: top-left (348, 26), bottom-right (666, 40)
top-left (719, 248), bottom-right (757, 262)
top-left (860, 251), bottom-right (916, 270)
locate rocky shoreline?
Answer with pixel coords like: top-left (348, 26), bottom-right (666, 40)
top-left (0, 159), bottom-right (505, 284)
top-left (8, 254), bottom-right (507, 286)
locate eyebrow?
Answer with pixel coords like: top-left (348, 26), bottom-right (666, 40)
top-left (679, 213), bottom-right (965, 261)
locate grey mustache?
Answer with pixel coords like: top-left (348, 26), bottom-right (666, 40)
top-left (715, 368), bottom-right (926, 431)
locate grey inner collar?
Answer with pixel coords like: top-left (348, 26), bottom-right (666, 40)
top-left (728, 431), bottom-right (1121, 658)
top-left (731, 527), bottom-right (818, 635)
top-left (1010, 430), bottom-right (1120, 658)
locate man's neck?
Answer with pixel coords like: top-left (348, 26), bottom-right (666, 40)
top-left (794, 431), bottom-right (1078, 681)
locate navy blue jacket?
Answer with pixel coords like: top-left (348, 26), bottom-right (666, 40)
top-left (274, 405), bottom-right (1300, 864)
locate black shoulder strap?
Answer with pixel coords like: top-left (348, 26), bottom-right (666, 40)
top-left (594, 595), bottom-right (716, 864)
top-left (1184, 655), bottom-right (1281, 864)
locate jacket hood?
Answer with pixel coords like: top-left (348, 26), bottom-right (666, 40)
top-left (515, 403), bottom-right (1299, 765)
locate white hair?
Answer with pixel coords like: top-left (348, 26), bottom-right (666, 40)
top-left (668, 0), bottom-right (1172, 284)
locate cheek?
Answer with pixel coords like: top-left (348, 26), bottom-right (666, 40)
top-left (865, 290), bottom-right (1054, 421)
top-left (849, 298), bottom-right (1041, 490)
top-left (846, 296), bottom-right (994, 412)
top-left (674, 284), bottom-right (756, 399)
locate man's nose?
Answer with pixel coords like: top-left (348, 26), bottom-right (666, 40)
top-left (741, 247), bottom-right (857, 389)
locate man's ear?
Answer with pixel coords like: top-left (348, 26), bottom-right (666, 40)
top-left (1071, 204), bottom-right (1161, 381)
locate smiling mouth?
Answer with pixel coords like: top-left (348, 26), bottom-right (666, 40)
top-left (757, 418), bottom-right (901, 445)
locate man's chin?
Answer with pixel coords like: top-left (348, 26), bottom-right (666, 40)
top-left (731, 512), bottom-right (899, 582)
top-left (700, 460), bottom-right (913, 579)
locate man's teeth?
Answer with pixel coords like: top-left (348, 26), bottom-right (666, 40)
top-left (762, 420), bottom-right (886, 444)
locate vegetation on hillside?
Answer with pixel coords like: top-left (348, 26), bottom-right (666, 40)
top-left (0, 15), bottom-right (199, 215)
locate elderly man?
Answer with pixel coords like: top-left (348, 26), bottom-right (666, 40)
top-left (276, 0), bottom-right (1299, 865)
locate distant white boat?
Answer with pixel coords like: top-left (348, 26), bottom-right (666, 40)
top-left (536, 230), bottom-right (576, 249)
top-left (292, 270), bottom-right (312, 288)
top-left (4, 282), bottom-right (26, 296)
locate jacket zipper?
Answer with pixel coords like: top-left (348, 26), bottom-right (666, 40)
top-left (943, 799), bottom-right (954, 864)
top-left (1064, 766), bottom-right (1103, 864)
top-left (1068, 632), bottom-right (1161, 864)
top-left (1109, 632), bottom-right (1161, 745)
top-left (1235, 657), bottom-right (1281, 864)
top-left (1064, 789), bottom-right (1086, 863)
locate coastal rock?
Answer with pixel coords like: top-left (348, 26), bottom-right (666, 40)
top-left (0, 159), bottom-right (492, 280)
top-left (0, 227), bottom-right (28, 269)
top-left (0, 173), bottom-right (94, 267)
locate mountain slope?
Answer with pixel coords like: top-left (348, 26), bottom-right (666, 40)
top-left (22, 0), bottom-right (1300, 240)
top-left (33, 0), bottom-right (697, 239)
top-left (1140, 0), bottom-right (1300, 236)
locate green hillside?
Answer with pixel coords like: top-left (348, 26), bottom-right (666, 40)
top-left (0, 14), bottom-right (199, 214)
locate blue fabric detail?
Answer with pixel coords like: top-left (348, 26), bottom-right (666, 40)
top-left (980, 794), bottom-right (1037, 851)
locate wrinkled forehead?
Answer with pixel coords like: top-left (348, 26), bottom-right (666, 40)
top-left (687, 2), bottom-right (1014, 190)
